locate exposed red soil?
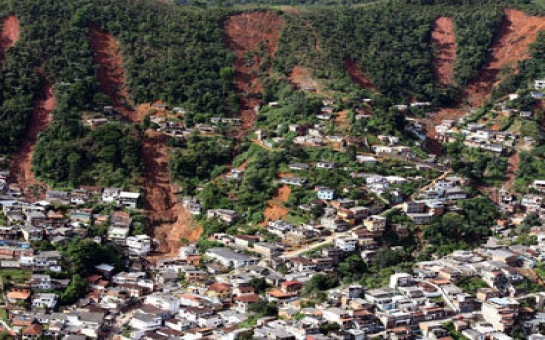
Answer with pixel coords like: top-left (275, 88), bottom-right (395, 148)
top-left (224, 11), bottom-right (284, 138)
top-left (344, 58), bottom-right (374, 90)
top-left (431, 17), bottom-right (457, 86)
top-left (88, 28), bottom-right (137, 122)
top-left (423, 107), bottom-right (467, 155)
top-left (466, 9), bottom-right (545, 106)
top-left (0, 16), bottom-right (19, 60)
top-left (142, 131), bottom-right (198, 259)
top-left (504, 151), bottom-right (519, 191)
top-left (425, 9), bottom-right (545, 154)
top-left (290, 66), bottom-right (318, 91)
top-left (260, 184), bottom-right (291, 226)
top-left (335, 109), bottom-right (350, 133)
top-left (9, 82), bottom-right (55, 200)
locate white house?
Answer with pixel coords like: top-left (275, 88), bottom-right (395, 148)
top-left (102, 187), bottom-right (121, 204)
top-left (179, 245), bottom-right (199, 260)
top-left (126, 235), bottom-right (152, 255)
top-left (205, 248), bottom-right (258, 268)
top-left (535, 79), bottom-right (545, 90)
top-left (145, 293), bottom-right (181, 314)
top-left (335, 237), bottom-right (357, 252)
top-left (356, 155), bottom-right (377, 164)
top-left (119, 191), bottom-right (140, 209)
top-left (32, 293), bottom-right (58, 309)
top-left (130, 312), bottom-right (162, 331)
top-left (317, 187), bottom-right (335, 200)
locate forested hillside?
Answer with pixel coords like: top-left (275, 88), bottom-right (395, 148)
top-left (0, 0), bottom-right (539, 196)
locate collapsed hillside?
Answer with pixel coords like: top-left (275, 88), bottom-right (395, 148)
top-left (431, 17), bottom-right (456, 86)
top-left (9, 82), bottom-right (55, 199)
top-left (141, 131), bottom-right (199, 258)
top-left (466, 9), bottom-right (545, 105)
top-left (224, 10), bottom-right (284, 138)
top-left (0, 16), bottom-right (19, 60)
top-left (345, 58), bottom-right (374, 90)
top-left (88, 29), bottom-right (136, 121)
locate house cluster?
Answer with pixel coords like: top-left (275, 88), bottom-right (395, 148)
top-left (435, 120), bottom-right (516, 154)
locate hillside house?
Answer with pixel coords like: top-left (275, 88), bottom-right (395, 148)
top-left (119, 191), bottom-right (140, 209)
top-left (205, 248), bottom-right (258, 268)
top-left (126, 235), bottom-right (152, 256)
top-left (207, 209), bottom-right (237, 224)
top-left (316, 187), bottom-right (334, 200)
top-left (363, 215), bottom-right (386, 232)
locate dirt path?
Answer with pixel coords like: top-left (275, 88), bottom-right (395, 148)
top-left (431, 17), bottom-right (456, 86)
top-left (504, 151), bottom-right (519, 191)
top-left (9, 82), bottom-right (55, 200)
top-left (466, 9), bottom-right (545, 106)
top-left (0, 16), bottom-right (19, 60)
top-left (224, 11), bottom-right (283, 139)
top-left (344, 58), bottom-right (374, 90)
top-left (88, 28), bottom-right (137, 122)
top-left (259, 184), bottom-right (291, 226)
top-left (142, 131), bottom-right (199, 258)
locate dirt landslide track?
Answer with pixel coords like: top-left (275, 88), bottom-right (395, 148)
top-left (425, 9), bottom-right (545, 155)
top-left (0, 16), bottom-right (19, 60)
top-left (431, 17), bottom-right (456, 86)
top-left (9, 83), bottom-right (55, 200)
top-left (142, 131), bottom-right (200, 258)
top-left (88, 28), bottom-right (199, 257)
top-left (466, 9), bottom-right (545, 105)
top-left (224, 10), bottom-right (283, 138)
top-left (345, 58), bottom-right (374, 90)
top-left (88, 28), bottom-right (138, 122)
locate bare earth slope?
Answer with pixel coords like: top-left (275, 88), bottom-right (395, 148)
top-left (427, 9), bottom-right (545, 155)
top-left (142, 131), bottom-right (199, 258)
top-left (89, 28), bottom-right (197, 256)
top-left (0, 16), bottom-right (19, 60)
top-left (467, 9), bottom-right (545, 105)
top-left (431, 17), bottom-right (456, 86)
top-left (88, 29), bottom-right (137, 121)
top-left (224, 11), bottom-right (283, 138)
top-left (9, 83), bottom-right (55, 199)
top-left (345, 58), bottom-right (374, 90)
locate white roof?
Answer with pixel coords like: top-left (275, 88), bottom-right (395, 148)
top-left (120, 191), bottom-right (140, 199)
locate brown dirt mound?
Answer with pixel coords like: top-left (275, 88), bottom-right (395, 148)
top-left (431, 17), bottom-right (456, 86)
top-left (345, 58), bottom-right (374, 90)
top-left (224, 10), bottom-right (284, 138)
top-left (88, 28), bottom-right (137, 122)
top-left (260, 184), bottom-right (291, 226)
top-left (142, 131), bottom-right (198, 258)
top-left (289, 66), bottom-right (318, 91)
top-left (9, 82), bottom-right (55, 200)
top-left (467, 9), bottom-right (545, 105)
top-left (0, 16), bottom-right (19, 60)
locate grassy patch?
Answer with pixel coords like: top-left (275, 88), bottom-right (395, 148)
top-left (1, 269), bottom-right (31, 284)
